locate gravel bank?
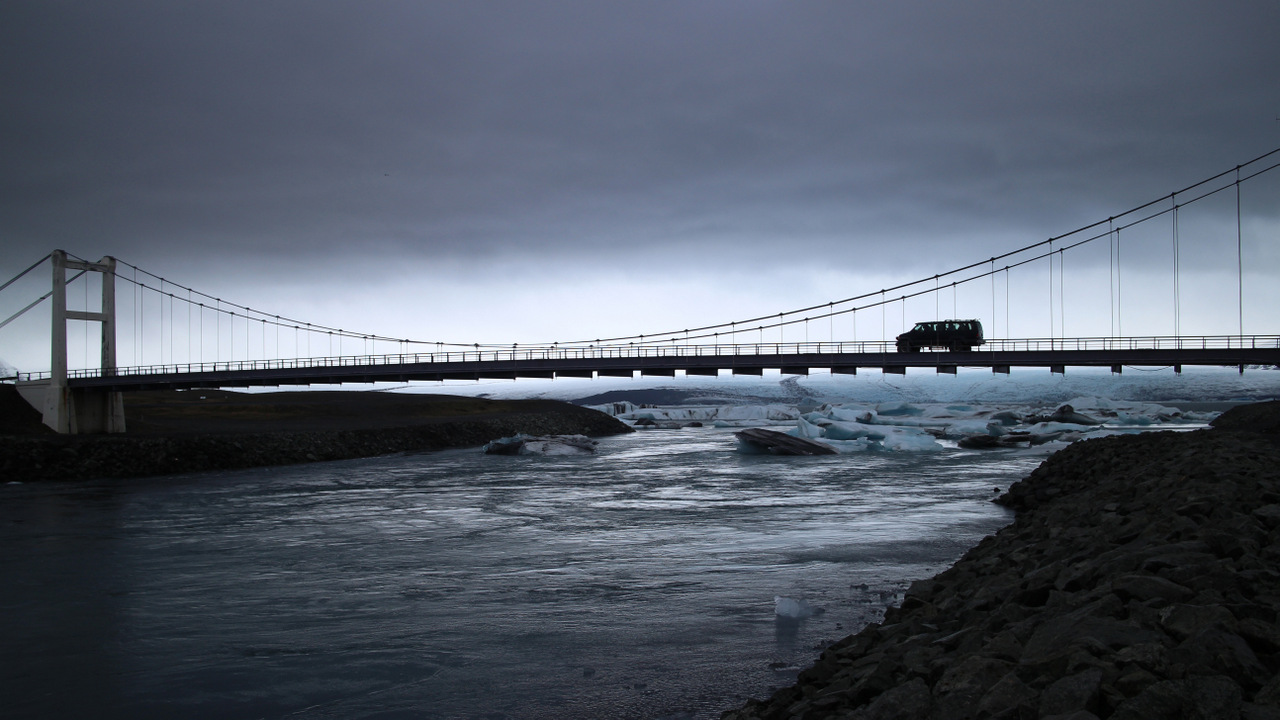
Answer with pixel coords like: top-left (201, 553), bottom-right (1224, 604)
top-left (723, 401), bottom-right (1280, 720)
top-left (0, 388), bottom-right (632, 482)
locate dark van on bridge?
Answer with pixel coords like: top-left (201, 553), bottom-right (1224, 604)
top-left (896, 319), bottom-right (984, 352)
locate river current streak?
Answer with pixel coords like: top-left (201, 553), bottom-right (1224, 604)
top-left (0, 428), bottom-right (1046, 719)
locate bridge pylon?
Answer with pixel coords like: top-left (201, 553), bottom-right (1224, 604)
top-left (29, 250), bottom-right (127, 433)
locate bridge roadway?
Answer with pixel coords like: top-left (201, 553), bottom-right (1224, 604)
top-left (29, 336), bottom-right (1280, 392)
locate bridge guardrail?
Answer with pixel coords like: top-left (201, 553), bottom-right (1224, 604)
top-left (14, 334), bottom-right (1280, 382)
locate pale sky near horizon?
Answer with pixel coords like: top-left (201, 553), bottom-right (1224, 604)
top-left (2, 1), bottom-right (1278, 373)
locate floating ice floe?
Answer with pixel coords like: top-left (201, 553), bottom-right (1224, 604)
top-left (483, 434), bottom-right (598, 455)
top-left (774, 595), bottom-right (824, 619)
top-left (770, 417), bottom-right (941, 453)
top-left (820, 420), bottom-right (886, 441)
top-left (585, 393), bottom-right (1221, 455)
top-left (724, 395), bottom-right (1215, 454)
top-left (593, 403), bottom-right (802, 429)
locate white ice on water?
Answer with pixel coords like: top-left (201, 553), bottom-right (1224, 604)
top-left (591, 403), bottom-right (802, 428)
top-left (774, 595), bottom-right (824, 619)
top-left (518, 438), bottom-right (597, 455)
top-left (567, 367), bottom-right (1280, 454)
top-left (482, 434), bottom-right (599, 455)
top-left (280, 366), bottom-right (1277, 446)
top-left (594, 391), bottom-right (1237, 454)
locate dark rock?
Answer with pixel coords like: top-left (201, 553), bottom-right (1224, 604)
top-left (932, 655), bottom-right (1013, 715)
top-left (958, 433), bottom-right (1002, 449)
top-left (1243, 704), bottom-right (1280, 720)
top-left (733, 428), bottom-right (838, 455)
top-left (849, 677), bottom-right (932, 719)
top-left (1211, 400), bottom-right (1280, 434)
top-left (1111, 574), bottom-right (1194, 604)
top-left (1111, 676), bottom-right (1243, 720)
top-left (1040, 668), bottom-right (1104, 717)
top-left (1239, 617), bottom-right (1280, 654)
top-left (976, 671), bottom-right (1038, 718)
top-left (1159, 604), bottom-right (1238, 640)
top-left (1177, 628), bottom-right (1270, 689)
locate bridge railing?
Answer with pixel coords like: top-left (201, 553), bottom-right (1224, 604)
top-left (15, 334), bottom-right (1280, 382)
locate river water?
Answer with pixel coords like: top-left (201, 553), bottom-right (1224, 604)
top-left (1, 426), bottom-right (1051, 720)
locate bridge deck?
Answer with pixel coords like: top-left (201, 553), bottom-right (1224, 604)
top-left (31, 345), bottom-right (1280, 392)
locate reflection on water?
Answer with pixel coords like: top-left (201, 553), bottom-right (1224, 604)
top-left (0, 427), bottom-right (1046, 720)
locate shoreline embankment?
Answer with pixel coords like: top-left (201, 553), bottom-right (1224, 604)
top-left (0, 387), bottom-right (632, 482)
top-left (722, 400), bottom-right (1280, 719)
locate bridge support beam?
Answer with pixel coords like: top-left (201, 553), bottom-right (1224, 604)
top-left (641, 368), bottom-right (676, 377)
top-left (41, 251), bottom-right (126, 434)
top-left (555, 370), bottom-right (595, 379)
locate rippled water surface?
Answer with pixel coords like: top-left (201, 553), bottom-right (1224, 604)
top-left (1, 427), bottom-right (1050, 719)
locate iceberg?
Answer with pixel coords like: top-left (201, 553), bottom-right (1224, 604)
top-left (820, 421), bottom-right (886, 441)
top-left (942, 419), bottom-right (1000, 438)
top-left (585, 401), bottom-right (640, 417)
top-left (989, 410), bottom-right (1023, 426)
top-left (789, 417), bottom-right (827, 440)
top-left (818, 438), bottom-right (877, 452)
top-left (875, 401), bottom-right (924, 417)
top-left (827, 406), bottom-right (877, 423)
top-left (483, 434), bottom-right (598, 455)
top-left (612, 403), bottom-right (801, 427)
top-left (879, 426), bottom-right (943, 452)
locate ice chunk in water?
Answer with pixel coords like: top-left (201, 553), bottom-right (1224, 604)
top-left (821, 421), bottom-right (886, 441)
top-left (828, 407), bottom-right (876, 423)
top-left (483, 434), bottom-right (598, 455)
top-left (774, 596), bottom-right (823, 619)
top-left (875, 401), bottom-right (923, 417)
top-left (789, 417), bottom-right (826, 439)
top-left (879, 427), bottom-right (943, 452)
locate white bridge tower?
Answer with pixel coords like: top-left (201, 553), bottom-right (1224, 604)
top-left (37, 249), bottom-right (126, 433)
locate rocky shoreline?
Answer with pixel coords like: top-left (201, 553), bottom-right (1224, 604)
top-left (0, 390), bottom-right (632, 482)
top-left (723, 401), bottom-right (1280, 720)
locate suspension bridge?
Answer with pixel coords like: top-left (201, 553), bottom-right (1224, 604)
top-left (4, 149), bottom-right (1279, 433)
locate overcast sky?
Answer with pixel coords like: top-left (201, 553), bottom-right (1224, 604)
top-left (2, 1), bottom-right (1278, 371)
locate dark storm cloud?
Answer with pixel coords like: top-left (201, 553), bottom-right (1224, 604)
top-left (1, 0), bottom-right (1277, 281)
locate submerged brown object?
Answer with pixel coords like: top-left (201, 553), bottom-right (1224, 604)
top-left (734, 427), bottom-right (838, 455)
